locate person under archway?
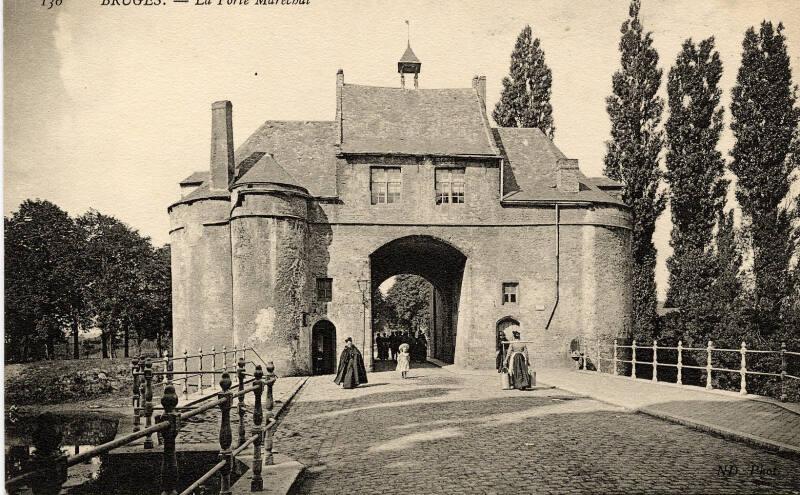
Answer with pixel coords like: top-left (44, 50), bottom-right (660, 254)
top-left (334, 337), bottom-right (368, 389)
top-left (504, 331), bottom-right (532, 390)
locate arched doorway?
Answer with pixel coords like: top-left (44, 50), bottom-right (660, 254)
top-left (496, 317), bottom-right (520, 370)
top-left (312, 320), bottom-right (336, 375)
top-left (370, 236), bottom-right (466, 365)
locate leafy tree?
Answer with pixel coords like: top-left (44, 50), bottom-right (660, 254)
top-left (711, 209), bottom-right (747, 343)
top-left (135, 245), bottom-right (172, 356)
top-left (493, 25), bottom-right (555, 138)
top-left (664, 37), bottom-right (727, 343)
top-left (4, 200), bottom-right (87, 361)
top-left (78, 211), bottom-right (154, 358)
top-left (604, 0), bottom-right (666, 340)
top-left (384, 275), bottom-right (432, 334)
top-left (730, 21), bottom-right (800, 338)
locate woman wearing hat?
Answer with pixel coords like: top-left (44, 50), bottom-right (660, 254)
top-left (396, 342), bottom-right (411, 379)
top-left (504, 330), bottom-right (532, 390)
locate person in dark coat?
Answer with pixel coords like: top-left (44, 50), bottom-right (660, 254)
top-left (376, 332), bottom-right (386, 361)
top-left (496, 330), bottom-right (507, 372)
top-left (334, 337), bottom-right (368, 389)
top-left (417, 331), bottom-right (428, 361)
top-left (390, 331), bottom-right (400, 361)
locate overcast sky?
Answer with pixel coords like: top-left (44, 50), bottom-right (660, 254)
top-left (5, 0), bottom-right (800, 298)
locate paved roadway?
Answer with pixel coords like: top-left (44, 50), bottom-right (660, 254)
top-left (273, 362), bottom-right (800, 495)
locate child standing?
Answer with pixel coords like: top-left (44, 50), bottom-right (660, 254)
top-left (396, 342), bottom-right (411, 379)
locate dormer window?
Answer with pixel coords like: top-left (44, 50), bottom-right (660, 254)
top-left (371, 167), bottom-right (401, 205)
top-left (435, 168), bottom-right (465, 205)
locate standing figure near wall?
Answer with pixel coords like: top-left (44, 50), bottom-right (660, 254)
top-left (504, 331), bottom-right (531, 390)
top-left (334, 337), bottom-right (368, 389)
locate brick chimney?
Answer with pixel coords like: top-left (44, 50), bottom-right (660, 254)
top-left (556, 158), bottom-right (580, 193)
top-left (209, 101), bottom-right (235, 190)
top-left (335, 69), bottom-right (344, 146)
top-left (472, 75), bottom-right (487, 109)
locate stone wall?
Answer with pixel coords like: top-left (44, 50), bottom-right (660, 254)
top-left (170, 155), bottom-right (632, 374)
top-left (169, 198), bottom-right (233, 363)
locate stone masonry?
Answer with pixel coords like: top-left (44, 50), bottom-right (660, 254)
top-left (168, 46), bottom-right (633, 375)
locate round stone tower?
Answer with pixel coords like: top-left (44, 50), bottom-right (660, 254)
top-left (168, 101), bottom-right (236, 360)
top-left (229, 154), bottom-right (311, 375)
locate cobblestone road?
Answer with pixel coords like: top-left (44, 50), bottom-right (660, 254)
top-left (273, 363), bottom-right (800, 495)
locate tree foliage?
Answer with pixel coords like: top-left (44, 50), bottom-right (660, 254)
top-left (730, 21), bottom-right (800, 338)
top-left (604, 0), bottom-right (666, 340)
top-left (493, 25), bottom-right (555, 138)
top-left (374, 275), bottom-right (432, 334)
top-left (4, 200), bottom-right (86, 361)
top-left (664, 37), bottom-right (727, 342)
top-left (4, 202), bottom-right (172, 362)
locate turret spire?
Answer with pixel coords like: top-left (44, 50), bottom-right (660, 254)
top-left (398, 21), bottom-right (421, 89)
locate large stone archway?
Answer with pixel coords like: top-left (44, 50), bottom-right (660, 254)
top-left (369, 235), bottom-right (467, 364)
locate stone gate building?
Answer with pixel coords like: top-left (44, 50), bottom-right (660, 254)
top-left (168, 46), bottom-right (632, 375)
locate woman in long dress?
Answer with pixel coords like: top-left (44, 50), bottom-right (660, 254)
top-left (504, 331), bottom-right (531, 390)
top-left (396, 342), bottom-right (411, 379)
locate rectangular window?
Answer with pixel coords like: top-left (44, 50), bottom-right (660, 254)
top-left (371, 167), bottom-right (401, 204)
top-left (316, 278), bottom-right (332, 302)
top-left (435, 168), bottom-right (465, 205)
top-left (502, 282), bottom-right (518, 304)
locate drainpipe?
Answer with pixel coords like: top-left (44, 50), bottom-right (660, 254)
top-left (545, 204), bottom-right (560, 329)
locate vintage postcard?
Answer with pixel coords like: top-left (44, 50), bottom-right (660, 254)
top-left (4, 1), bottom-right (800, 493)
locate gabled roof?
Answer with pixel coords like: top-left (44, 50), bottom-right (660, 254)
top-left (234, 152), bottom-right (306, 191)
top-left (338, 84), bottom-right (498, 157)
top-left (180, 171), bottom-right (208, 186)
top-left (495, 127), bottom-right (625, 206)
top-left (399, 44), bottom-right (421, 64)
top-left (234, 121), bottom-right (338, 197)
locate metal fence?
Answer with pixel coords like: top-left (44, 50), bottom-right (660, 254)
top-left (575, 338), bottom-right (800, 402)
top-left (6, 346), bottom-right (279, 495)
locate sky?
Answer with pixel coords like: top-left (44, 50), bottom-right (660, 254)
top-left (5, 0), bottom-right (800, 299)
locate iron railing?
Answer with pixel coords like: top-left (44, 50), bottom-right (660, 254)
top-left (575, 338), bottom-right (799, 401)
top-left (6, 354), bottom-right (279, 495)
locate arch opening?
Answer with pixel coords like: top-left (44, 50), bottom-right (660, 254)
top-left (369, 236), bottom-right (466, 365)
top-left (311, 319), bottom-right (336, 375)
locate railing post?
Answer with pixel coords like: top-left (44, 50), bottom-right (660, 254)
top-left (595, 337), bottom-right (601, 373)
top-left (264, 361), bottom-right (277, 466)
top-left (740, 341), bottom-right (748, 395)
top-left (182, 349), bottom-right (189, 400)
top-left (29, 413), bottom-right (67, 495)
top-left (612, 339), bottom-right (618, 376)
top-left (198, 347), bottom-right (204, 393)
top-left (677, 340), bottom-right (683, 385)
top-left (132, 356), bottom-right (141, 432)
top-left (166, 351), bottom-right (174, 385)
top-left (706, 340), bottom-right (713, 390)
top-left (652, 340), bottom-right (658, 383)
top-left (143, 358), bottom-right (155, 449)
top-left (159, 385), bottom-right (180, 495)
top-left (781, 342), bottom-right (788, 402)
top-left (631, 340), bottom-right (637, 379)
top-left (218, 373), bottom-right (234, 495)
top-left (237, 357), bottom-right (246, 448)
top-left (223, 345), bottom-right (228, 372)
top-left (211, 346), bottom-right (217, 388)
top-left (251, 365), bottom-right (264, 492)
top-left (581, 338), bottom-right (588, 371)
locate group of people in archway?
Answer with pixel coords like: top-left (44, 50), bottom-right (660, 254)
top-left (375, 330), bottom-right (428, 363)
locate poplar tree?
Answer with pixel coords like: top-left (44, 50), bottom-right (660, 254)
top-left (493, 25), bottom-right (555, 138)
top-left (730, 22), bottom-right (799, 337)
top-left (664, 37), bottom-right (727, 341)
top-left (604, 0), bottom-right (665, 340)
